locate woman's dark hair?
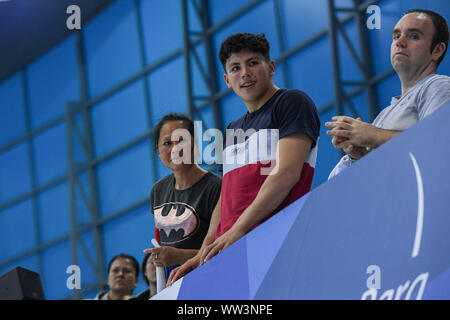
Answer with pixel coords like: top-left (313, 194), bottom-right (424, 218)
top-left (107, 253), bottom-right (140, 278)
top-left (154, 113), bottom-right (195, 150)
top-left (141, 253), bottom-right (153, 286)
top-left (405, 9), bottom-right (449, 66)
top-left (219, 33), bottom-right (270, 71)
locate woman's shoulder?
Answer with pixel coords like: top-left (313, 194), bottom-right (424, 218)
top-left (151, 174), bottom-right (175, 192)
top-left (203, 171), bottom-right (222, 185)
top-left (150, 175), bottom-right (175, 202)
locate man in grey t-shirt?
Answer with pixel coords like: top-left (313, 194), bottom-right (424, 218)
top-left (326, 9), bottom-right (450, 179)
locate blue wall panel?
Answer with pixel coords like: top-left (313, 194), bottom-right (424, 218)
top-left (190, 43), bottom-right (209, 99)
top-left (313, 108), bottom-right (340, 186)
top-left (91, 80), bottom-right (148, 158)
top-left (41, 240), bottom-right (72, 300)
top-left (220, 91), bottom-right (247, 128)
top-left (338, 20), bottom-right (365, 86)
top-left (346, 92), bottom-right (371, 122)
top-left (147, 56), bottom-right (188, 123)
top-left (0, 199), bottom-right (35, 261)
top-left (83, 0), bottom-right (141, 97)
top-left (76, 230), bottom-right (100, 291)
top-left (96, 140), bottom-right (153, 218)
top-left (26, 35), bottom-right (80, 129)
top-left (37, 182), bottom-right (69, 244)
top-left (32, 123), bottom-right (67, 186)
top-left (210, 0), bottom-right (253, 26)
top-left (139, 0), bottom-right (183, 65)
top-left (282, 0), bottom-right (329, 49)
top-left (101, 203), bottom-right (154, 295)
top-left (0, 143), bottom-right (31, 203)
top-left (74, 171), bottom-right (94, 225)
top-left (197, 105), bottom-right (215, 130)
top-left (288, 37), bottom-right (334, 109)
top-left (0, 73), bottom-right (26, 146)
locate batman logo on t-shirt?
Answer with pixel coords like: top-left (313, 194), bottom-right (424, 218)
top-left (154, 202), bottom-right (199, 245)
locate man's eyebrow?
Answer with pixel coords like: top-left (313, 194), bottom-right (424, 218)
top-left (226, 60), bottom-right (240, 69)
top-left (227, 56), bottom-right (260, 66)
top-left (246, 55), bottom-right (259, 62)
top-left (407, 28), bottom-right (425, 35)
top-left (392, 27), bottom-right (425, 35)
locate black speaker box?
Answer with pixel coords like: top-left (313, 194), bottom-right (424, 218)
top-left (0, 266), bottom-right (45, 300)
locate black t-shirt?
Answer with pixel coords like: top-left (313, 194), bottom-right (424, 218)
top-left (150, 172), bottom-right (222, 249)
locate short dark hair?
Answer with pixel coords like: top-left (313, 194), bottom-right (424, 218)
top-left (141, 253), bottom-right (154, 286)
top-left (107, 253), bottom-right (140, 278)
top-left (405, 9), bottom-right (449, 66)
top-left (154, 113), bottom-right (195, 150)
top-left (218, 33), bottom-right (271, 71)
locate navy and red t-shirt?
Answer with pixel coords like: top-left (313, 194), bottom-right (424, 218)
top-left (216, 88), bottom-right (320, 238)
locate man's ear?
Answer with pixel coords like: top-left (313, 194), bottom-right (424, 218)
top-left (223, 73), bottom-right (231, 88)
top-left (268, 60), bottom-right (276, 76)
top-left (432, 42), bottom-right (446, 63)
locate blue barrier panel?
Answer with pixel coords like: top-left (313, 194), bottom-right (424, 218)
top-left (153, 101), bottom-right (450, 300)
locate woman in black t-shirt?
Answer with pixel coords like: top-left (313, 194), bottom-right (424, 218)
top-left (143, 113), bottom-right (221, 279)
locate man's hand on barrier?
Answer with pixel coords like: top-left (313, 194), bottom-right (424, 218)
top-left (200, 225), bottom-right (246, 264)
top-left (166, 255), bottom-right (200, 287)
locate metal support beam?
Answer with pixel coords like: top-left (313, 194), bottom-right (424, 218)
top-left (21, 69), bottom-right (44, 279)
top-left (134, 0), bottom-right (158, 180)
top-left (63, 31), bottom-right (107, 299)
top-left (327, 0), bottom-right (345, 118)
top-left (352, 0), bottom-right (380, 121)
top-left (181, 0), bottom-right (196, 120)
top-left (181, 0), bottom-right (224, 131)
top-left (327, 0), bottom-right (381, 121)
top-left (200, 0), bottom-right (224, 132)
top-left (273, 0), bottom-right (290, 88)
top-left (65, 102), bottom-right (82, 300)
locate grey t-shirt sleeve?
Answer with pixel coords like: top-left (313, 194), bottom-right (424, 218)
top-left (417, 75), bottom-right (450, 119)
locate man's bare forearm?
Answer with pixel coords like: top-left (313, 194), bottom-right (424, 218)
top-left (174, 248), bottom-right (199, 265)
top-left (200, 195), bottom-right (221, 250)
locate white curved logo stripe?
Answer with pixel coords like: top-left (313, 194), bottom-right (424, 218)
top-left (409, 152), bottom-right (424, 258)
